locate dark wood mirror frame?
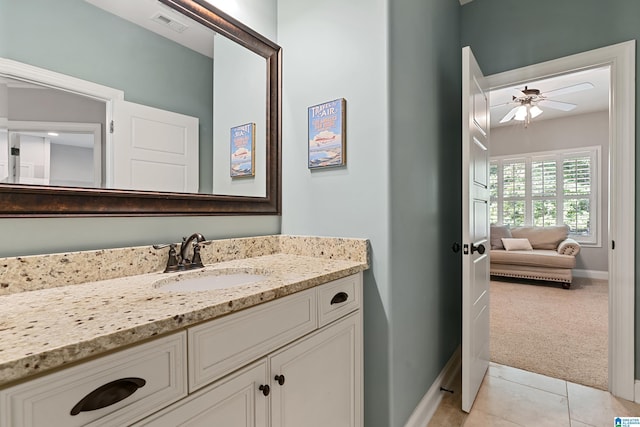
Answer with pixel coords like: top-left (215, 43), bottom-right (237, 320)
top-left (0, 0), bottom-right (281, 217)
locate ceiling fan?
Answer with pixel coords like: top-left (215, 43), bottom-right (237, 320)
top-left (495, 82), bottom-right (595, 126)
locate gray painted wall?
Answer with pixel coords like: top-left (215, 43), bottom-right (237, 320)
top-left (50, 144), bottom-right (94, 187)
top-left (278, 0), bottom-right (461, 425)
top-left (388, 0), bottom-right (462, 424)
top-left (460, 0), bottom-right (640, 380)
top-left (277, 0), bottom-right (392, 422)
top-left (0, 0), bottom-right (279, 256)
top-left (492, 111), bottom-right (609, 272)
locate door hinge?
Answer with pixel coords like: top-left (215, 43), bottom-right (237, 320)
top-left (10, 147), bottom-right (20, 156)
top-left (612, 240), bottom-right (616, 250)
top-left (110, 120), bottom-right (114, 134)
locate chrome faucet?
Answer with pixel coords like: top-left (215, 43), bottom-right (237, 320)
top-left (153, 233), bottom-right (207, 272)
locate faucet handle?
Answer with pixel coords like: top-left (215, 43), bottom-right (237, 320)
top-left (190, 242), bottom-right (205, 269)
top-left (154, 243), bottom-right (181, 272)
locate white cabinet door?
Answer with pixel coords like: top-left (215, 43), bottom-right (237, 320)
top-left (270, 312), bottom-right (362, 427)
top-left (134, 360), bottom-right (269, 427)
top-left (110, 100), bottom-right (199, 193)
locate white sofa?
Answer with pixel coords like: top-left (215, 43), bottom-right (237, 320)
top-left (489, 225), bottom-right (581, 289)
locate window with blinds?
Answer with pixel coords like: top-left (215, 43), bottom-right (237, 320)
top-left (489, 147), bottom-right (599, 245)
top-left (532, 159), bottom-right (557, 227)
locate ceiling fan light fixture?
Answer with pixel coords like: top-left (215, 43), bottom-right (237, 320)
top-left (530, 105), bottom-right (543, 118)
top-left (514, 105), bottom-right (527, 121)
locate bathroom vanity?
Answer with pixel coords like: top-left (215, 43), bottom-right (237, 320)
top-left (0, 235), bottom-right (368, 427)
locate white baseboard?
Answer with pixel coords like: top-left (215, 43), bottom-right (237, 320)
top-left (573, 269), bottom-right (609, 280)
top-left (634, 380), bottom-right (640, 403)
top-left (404, 346), bottom-right (461, 427)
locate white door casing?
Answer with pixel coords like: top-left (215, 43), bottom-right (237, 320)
top-left (461, 46), bottom-right (491, 413)
top-left (486, 40), bottom-right (635, 400)
top-left (111, 100), bottom-right (199, 193)
top-left (0, 58), bottom-right (122, 184)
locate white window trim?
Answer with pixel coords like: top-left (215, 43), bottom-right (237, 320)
top-left (490, 145), bottom-right (601, 247)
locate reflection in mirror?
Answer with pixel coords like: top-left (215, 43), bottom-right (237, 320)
top-left (1, 0), bottom-right (266, 196)
top-left (1, 128), bottom-right (101, 187)
top-left (0, 0), bottom-right (280, 216)
top-left (213, 35), bottom-right (266, 197)
top-left (0, 76), bottom-right (104, 188)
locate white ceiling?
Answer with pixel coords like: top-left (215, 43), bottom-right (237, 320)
top-left (489, 66), bottom-right (610, 128)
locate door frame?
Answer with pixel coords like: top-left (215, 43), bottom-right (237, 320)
top-left (0, 57), bottom-right (123, 188)
top-left (485, 40), bottom-right (636, 400)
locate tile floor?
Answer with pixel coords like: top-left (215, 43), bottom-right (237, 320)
top-left (428, 363), bottom-right (640, 427)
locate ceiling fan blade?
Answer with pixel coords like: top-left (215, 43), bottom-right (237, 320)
top-left (499, 106), bottom-right (519, 123)
top-left (544, 82), bottom-right (594, 98)
top-left (538, 99), bottom-right (577, 111)
top-left (490, 100), bottom-right (515, 109)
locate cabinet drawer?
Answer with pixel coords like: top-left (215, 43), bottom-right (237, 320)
top-left (0, 332), bottom-right (187, 427)
top-left (317, 274), bottom-right (362, 327)
top-left (188, 288), bottom-right (317, 392)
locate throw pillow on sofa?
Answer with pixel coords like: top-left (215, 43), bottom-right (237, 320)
top-left (501, 238), bottom-right (533, 251)
top-left (490, 225), bottom-right (512, 249)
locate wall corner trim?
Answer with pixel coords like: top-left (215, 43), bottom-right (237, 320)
top-left (404, 346), bottom-right (461, 427)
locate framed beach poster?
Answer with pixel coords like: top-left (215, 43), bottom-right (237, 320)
top-left (230, 122), bottom-right (256, 178)
top-left (308, 98), bottom-right (346, 169)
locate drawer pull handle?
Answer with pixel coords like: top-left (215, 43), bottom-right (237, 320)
top-left (259, 384), bottom-right (270, 396)
top-left (275, 374), bottom-right (285, 386)
top-left (70, 377), bottom-right (146, 415)
top-left (330, 292), bottom-right (349, 305)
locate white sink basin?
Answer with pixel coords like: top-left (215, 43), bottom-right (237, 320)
top-left (154, 268), bottom-right (269, 292)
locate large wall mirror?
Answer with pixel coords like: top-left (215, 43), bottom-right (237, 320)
top-left (0, 0), bottom-right (281, 216)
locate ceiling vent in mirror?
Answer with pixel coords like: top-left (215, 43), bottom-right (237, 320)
top-left (151, 12), bottom-right (188, 33)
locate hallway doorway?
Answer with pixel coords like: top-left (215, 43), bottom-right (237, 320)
top-left (484, 41), bottom-right (635, 400)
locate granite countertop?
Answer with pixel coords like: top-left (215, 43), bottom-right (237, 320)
top-left (0, 235), bottom-right (369, 387)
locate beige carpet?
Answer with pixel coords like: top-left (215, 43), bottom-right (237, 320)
top-left (490, 277), bottom-right (608, 390)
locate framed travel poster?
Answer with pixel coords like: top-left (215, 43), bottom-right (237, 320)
top-left (230, 122), bottom-right (256, 178)
top-left (308, 98), bottom-right (346, 169)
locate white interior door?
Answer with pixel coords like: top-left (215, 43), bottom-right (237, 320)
top-left (111, 100), bottom-right (199, 193)
top-left (461, 46), bottom-right (491, 413)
